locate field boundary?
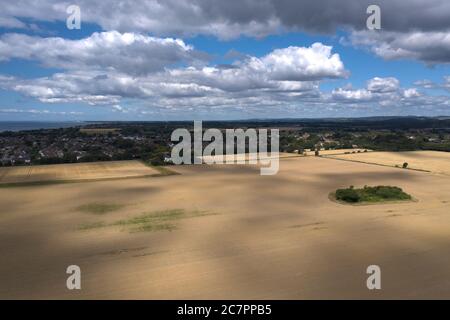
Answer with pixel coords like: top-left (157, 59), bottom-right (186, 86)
top-left (320, 155), bottom-right (432, 173)
top-left (304, 149), bottom-right (373, 157)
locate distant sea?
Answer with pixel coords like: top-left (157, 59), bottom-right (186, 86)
top-left (0, 121), bottom-right (87, 132)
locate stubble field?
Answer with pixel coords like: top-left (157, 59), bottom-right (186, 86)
top-left (1, 153), bottom-right (450, 299)
top-left (0, 160), bottom-right (159, 184)
top-left (304, 148), bottom-right (370, 156)
top-left (324, 150), bottom-right (450, 175)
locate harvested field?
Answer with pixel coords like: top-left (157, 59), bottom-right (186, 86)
top-left (198, 151), bottom-right (301, 163)
top-left (324, 150), bottom-right (450, 175)
top-left (1, 156), bottom-right (450, 299)
top-left (0, 160), bottom-right (160, 185)
top-left (304, 148), bottom-right (370, 156)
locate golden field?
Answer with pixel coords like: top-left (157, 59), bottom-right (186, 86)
top-left (325, 150), bottom-right (450, 175)
top-left (0, 160), bottom-right (159, 184)
top-left (1, 153), bottom-right (450, 299)
top-left (198, 151), bottom-right (301, 163)
top-left (304, 148), bottom-right (370, 156)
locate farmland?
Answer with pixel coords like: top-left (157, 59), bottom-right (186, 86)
top-left (0, 160), bottom-right (161, 185)
top-left (324, 151), bottom-right (450, 175)
top-left (305, 148), bottom-right (370, 156)
top-left (1, 152), bottom-right (450, 299)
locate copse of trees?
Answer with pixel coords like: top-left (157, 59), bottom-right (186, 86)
top-left (335, 185), bottom-right (412, 203)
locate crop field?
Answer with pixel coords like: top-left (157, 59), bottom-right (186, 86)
top-left (304, 148), bottom-right (370, 156)
top-left (198, 151), bottom-right (301, 163)
top-left (324, 150), bottom-right (450, 175)
top-left (0, 160), bottom-right (160, 185)
top-left (1, 154), bottom-right (450, 299)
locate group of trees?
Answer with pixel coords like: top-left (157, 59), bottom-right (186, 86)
top-left (335, 185), bottom-right (412, 203)
top-left (279, 129), bottom-right (450, 154)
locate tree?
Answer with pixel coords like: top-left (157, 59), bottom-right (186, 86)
top-left (335, 187), bottom-right (360, 203)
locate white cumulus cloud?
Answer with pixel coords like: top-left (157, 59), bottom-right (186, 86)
top-left (0, 31), bottom-right (201, 75)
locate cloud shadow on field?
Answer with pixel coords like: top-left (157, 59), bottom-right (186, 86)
top-left (1, 155), bottom-right (449, 298)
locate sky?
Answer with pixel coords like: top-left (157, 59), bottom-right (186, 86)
top-left (0, 0), bottom-right (449, 121)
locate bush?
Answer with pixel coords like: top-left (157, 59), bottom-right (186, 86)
top-left (368, 186), bottom-right (411, 201)
top-left (402, 162), bottom-right (408, 168)
top-left (335, 188), bottom-right (360, 203)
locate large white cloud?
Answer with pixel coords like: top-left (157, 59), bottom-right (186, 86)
top-left (0, 33), bottom-right (345, 85)
top-left (331, 77), bottom-right (426, 106)
top-left (252, 43), bottom-right (347, 81)
top-left (1, 1), bottom-right (449, 64)
top-left (163, 43), bottom-right (346, 93)
top-left (349, 30), bottom-right (450, 64)
top-left (0, 31), bottom-right (201, 75)
top-left (0, 41), bottom-right (346, 105)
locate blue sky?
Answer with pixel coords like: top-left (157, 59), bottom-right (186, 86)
top-left (0, 1), bottom-right (449, 120)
